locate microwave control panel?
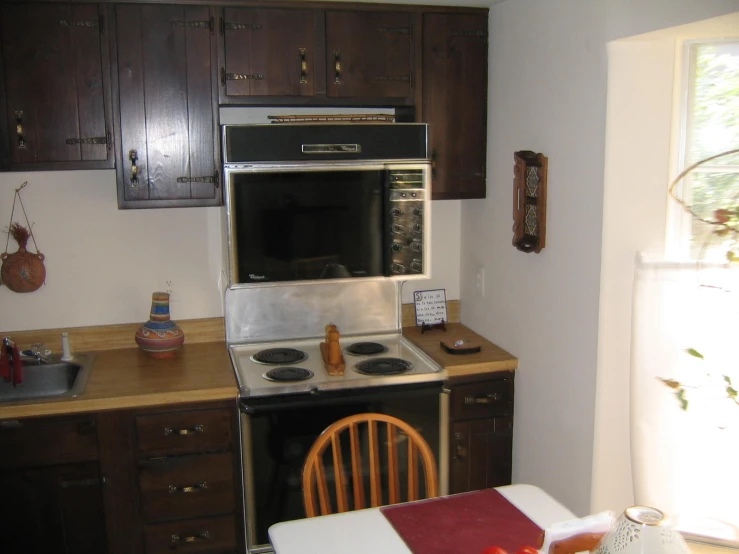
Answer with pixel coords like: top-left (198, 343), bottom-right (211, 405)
top-left (387, 169), bottom-right (426, 276)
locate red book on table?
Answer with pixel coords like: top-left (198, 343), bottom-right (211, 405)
top-left (380, 489), bottom-right (544, 554)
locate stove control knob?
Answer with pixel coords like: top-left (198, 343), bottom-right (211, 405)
top-left (391, 263), bottom-right (406, 274)
top-left (410, 241), bottom-right (422, 253)
top-left (391, 208), bottom-right (403, 217)
top-left (391, 243), bottom-right (404, 253)
top-left (412, 223), bottom-right (422, 233)
top-left (411, 261), bottom-right (422, 272)
top-left (412, 207), bottom-right (423, 217)
top-left (391, 224), bottom-right (404, 235)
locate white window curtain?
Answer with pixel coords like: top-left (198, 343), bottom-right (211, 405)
top-left (631, 254), bottom-right (739, 545)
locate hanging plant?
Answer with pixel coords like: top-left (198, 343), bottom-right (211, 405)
top-left (1, 182), bottom-right (46, 293)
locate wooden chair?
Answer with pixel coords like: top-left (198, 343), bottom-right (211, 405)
top-left (302, 413), bottom-right (438, 518)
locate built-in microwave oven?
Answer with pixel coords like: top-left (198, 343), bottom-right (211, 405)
top-left (222, 123), bottom-right (431, 286)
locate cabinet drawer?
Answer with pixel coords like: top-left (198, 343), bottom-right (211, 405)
top-left (450, 378), bottom-right (512, 420)
top-left (138, 452), bottom-right (235, 522)
top-left (143, 515), bottom-right (237, 554)
top-left (136, 408), bottom-right (232, 456)
top-left (0, 416), bottom-right (98, 468)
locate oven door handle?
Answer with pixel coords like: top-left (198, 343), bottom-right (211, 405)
top-left (239, 381), bottom-right (444, 415)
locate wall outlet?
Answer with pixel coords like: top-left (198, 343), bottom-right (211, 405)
top-left (161, 279), bottom-right (175, 301)
top-left (475, 266), bottom-right (486, 297)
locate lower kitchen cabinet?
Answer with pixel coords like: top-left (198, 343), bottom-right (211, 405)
top-left (448, 371), bottom-right (514, 494)
top-left (0, 399), bottom-right (243, 554)
top-left (0, 415), bottom-right (107, 554)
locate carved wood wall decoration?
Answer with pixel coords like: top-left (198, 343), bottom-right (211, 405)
top-left (512, 151), bottom-right (548, 254)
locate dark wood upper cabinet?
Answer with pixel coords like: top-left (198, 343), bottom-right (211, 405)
top-left (109, 4), bottom-right (220, 208)
top-left (326, 10), bottom-right (414, 100)
top-left (220, 7), bottom-right (318, 101)
top-left (0, 2), bottom-right (113, 171)
top-left (422, 12), bottom-right (488, 200)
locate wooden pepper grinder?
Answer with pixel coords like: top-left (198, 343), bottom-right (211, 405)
top-left (321, 324), bottom-right (345, 376)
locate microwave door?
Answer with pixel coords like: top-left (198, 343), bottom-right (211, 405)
top-left (228, 167), bottom-right (385, 284)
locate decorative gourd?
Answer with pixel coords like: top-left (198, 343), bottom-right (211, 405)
top-left (1, 223), bottom-right (46, 293)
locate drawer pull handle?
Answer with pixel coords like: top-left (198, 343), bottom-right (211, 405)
top-left (171, 531), bottom-right (210, 544)
top-left (168, 481), bottom-right (208, 494)
top-left (299, 47), bottom-right (308, 84)
top-left (164, 424), bottom-right (204, 436)
top-left (464, 393), bottom-right (501, 404)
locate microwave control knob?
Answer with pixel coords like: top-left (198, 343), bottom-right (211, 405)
top-left (391, 243), bottom-right (403, 253)
top-left (410, 241), bottom-right (422, 253)
top-left (412, 208), bottom-right (423, 217)
top-left (391, 208), bottom-right (403, 217)
top-left (411, 261), bottom-right (422, 272)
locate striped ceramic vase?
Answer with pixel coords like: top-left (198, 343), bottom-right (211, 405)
top-left (134, 292), bottom-right (185, 358)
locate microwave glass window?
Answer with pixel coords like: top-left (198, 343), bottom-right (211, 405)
top-left (231, 170), bottom-right (385, 283)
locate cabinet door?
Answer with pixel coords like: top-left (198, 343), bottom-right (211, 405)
top-left (422, 13), bottom-right (488, 199)
top-left (110, 4), bottom-right (220, 208)
top-left (0, 462), bottom-right (107, 554)
top-left (0, 2), bottom-right (112, 170)
top-left (220, 7), bottom-right (316, 100)
top-left (326, 11), bottom-right (414, 99)
top-left (449, 417), bottom-right (513, 495)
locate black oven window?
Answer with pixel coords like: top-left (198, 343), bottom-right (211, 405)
top-left (231, 170), bottom-right (385, 283)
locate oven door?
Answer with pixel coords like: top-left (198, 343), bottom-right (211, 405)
top-left (239, 382), bottom-right (449, 553)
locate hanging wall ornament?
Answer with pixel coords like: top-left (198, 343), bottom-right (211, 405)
top-left (1, 182), bottom-right (46, 293)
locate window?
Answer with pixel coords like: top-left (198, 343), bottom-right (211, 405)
top-left (637, 39), bottom-right (739, 547)
top-left (675, 40), bottom-right (739, 261)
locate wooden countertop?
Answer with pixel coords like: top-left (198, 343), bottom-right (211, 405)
top-left (0, 342), bottom-right (238, 420)
top-left (403, 322), bottom-right (518, 377)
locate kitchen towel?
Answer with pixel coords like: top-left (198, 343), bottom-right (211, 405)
top-left (380, 488), bottom-right (544, 554)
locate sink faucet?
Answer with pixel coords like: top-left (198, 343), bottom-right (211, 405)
top-left (2, 337), bottom-right (16, 357)
top-left (2, 338), bottom-right (49, 364)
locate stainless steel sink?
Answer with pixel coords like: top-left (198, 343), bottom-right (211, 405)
top-left (0, 353), bottom-right (95, 403)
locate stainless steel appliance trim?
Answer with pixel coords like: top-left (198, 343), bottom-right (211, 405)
top-left (225, 281), bottom-right (401, 344)
top-left (439, 388), bottom-right (450, 496)
top-left (240, 411), bottom-right (260, 553)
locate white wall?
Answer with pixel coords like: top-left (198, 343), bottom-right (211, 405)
top-left (459, 0), bottom-right (739, 516)
top-left (0, 171), bottom-right (225, 331)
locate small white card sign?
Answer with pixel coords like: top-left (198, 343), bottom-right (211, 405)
top-left (413, 289), bottom-right (448, 326)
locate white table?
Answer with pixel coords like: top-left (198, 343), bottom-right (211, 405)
top-left (269, 484), bottom-right (578, 554)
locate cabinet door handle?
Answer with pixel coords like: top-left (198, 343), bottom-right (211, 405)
top-left (464, 393), bottom-right (501, 404)
top-left (333, 49), bottom-right (342, 84)
top-left (299, 47), bottom-right (308, 84)
top-left (453, 432), bottom-right (467, 462)
top-left (164, 424), bottom-right (204, 436)
top-left (129, 149), bottom-right (139, 187)
top-left (169, 481), bottom-right (208, 494)
top-left (171, 531), bottom-right (210, 544)
top-left (66, 132), bottom-right (111, 150)
top-left (15, 110), bottom-right (26, 149)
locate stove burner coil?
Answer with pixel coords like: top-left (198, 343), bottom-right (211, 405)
top-left (252, 348), bottom-right (308, 365)
top-left (345, 342), bottom-right (388, 356)
top-left (263, 367), bottom-right (314, 382)
top-left (354, 357), bottom-right (413, 375)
